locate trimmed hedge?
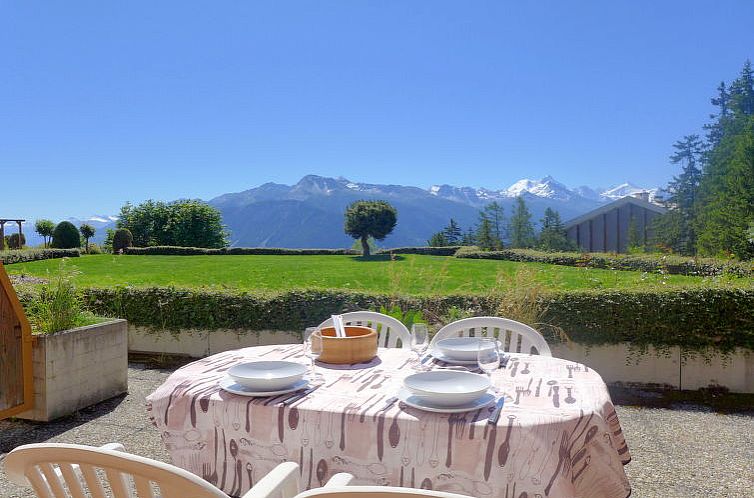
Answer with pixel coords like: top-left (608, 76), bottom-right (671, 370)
top-left (1, 248), bottom-right (80, 265)
top-left (124, 246), bottom-right (360, 256)
top-left (377, 246), bottom-right (462, 256)
top-left (455, 247), bottom-right (753, 278)
top-left (79, 286), bottom-right (754, 352)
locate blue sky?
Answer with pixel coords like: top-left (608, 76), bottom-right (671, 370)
top-left (2, 1), bottom-right (753, 220)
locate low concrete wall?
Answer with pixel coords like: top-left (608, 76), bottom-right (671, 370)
top-left (129, 326), bottom-right (300, 357)
top-left (19, 319), bottom-right (128, 421)
top-left (127, 325), bottom-right (754, 393)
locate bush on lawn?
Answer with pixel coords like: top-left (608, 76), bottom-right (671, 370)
top-left (80, 286), bottom-right (754, 352)
top-left (51, 221), bottom-right (81, 249)
top-left (113, 228), bottom-right (134, 252)
top-left (0, 248), bottom-right (80, 265)
top-left (455, 247), bottom-right (753, 278)
top-left (123, 246), bottom-right (360, 256)
top-left (6, 233), bottom-right (26, 249)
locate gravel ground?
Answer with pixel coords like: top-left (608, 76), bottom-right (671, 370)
top-left (1, 364), bottom-right (752, 498)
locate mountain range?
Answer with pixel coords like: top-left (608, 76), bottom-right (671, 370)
top-left (209, 175), bottom-right (658, 248)
top-left (19, 176), bottom-right (658, 249)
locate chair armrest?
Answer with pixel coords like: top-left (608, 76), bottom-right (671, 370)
top-left (241, 461), bottom-right (300, 498)
top-left (324, 473), bottom-right (355, 487)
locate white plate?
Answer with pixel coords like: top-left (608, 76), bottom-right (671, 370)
top-left (219, 377), bottom-right (309, 397)
top-left (403, 370), bottom-right (490, 406)
top-left (429, 349), bottom-right (479, 365)
top-left (228, 361), bottom-right (307, 391)
top-left (398, 387), bottom-right (495, 413)
top-left (435, 337), bottom-right (503, 361)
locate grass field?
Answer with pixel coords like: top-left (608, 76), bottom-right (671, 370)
top-left (6, 254), bottom-right (736, 295)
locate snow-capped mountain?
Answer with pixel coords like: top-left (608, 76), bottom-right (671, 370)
top-left (599, 183), bottom-right (659, 202)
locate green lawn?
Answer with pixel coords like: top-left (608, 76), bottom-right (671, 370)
top-left (6, 254), bottom-right (730, 294)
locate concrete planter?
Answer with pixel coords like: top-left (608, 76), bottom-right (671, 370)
top-left (18, 319), bottom-right (128, 421)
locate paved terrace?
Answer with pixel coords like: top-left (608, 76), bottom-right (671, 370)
top-left (1, 363), bottom-right (752, 498)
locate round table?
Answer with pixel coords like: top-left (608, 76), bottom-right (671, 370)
top-left (147, 344), bottom-right (631, 498)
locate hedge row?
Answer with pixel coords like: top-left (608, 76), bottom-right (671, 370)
top-left (78, 286), bottom-right (754, 352)
top-left (1, 248), bottom-right (80, 265)
top-left (455, 247), bottom-right (753, 277)
top-left (124, 246), bottom-right (360, 256)
top-left (377, 246), bottom-right (462, 256)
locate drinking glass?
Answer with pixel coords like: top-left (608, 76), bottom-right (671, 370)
top-left (411, 323), bottom-right (429, 370)
top-left (303, 327), bottom-right (324, 385)
top-left (477, 337), bottom-right (501, 392)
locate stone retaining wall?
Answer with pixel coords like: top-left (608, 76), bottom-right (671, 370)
top-left (127, 325), bottom-right (754, 393)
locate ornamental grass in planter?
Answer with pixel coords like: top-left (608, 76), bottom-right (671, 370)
top-left (19, 261), bottom-right (128, 421)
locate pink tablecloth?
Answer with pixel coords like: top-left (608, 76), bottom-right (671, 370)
top-left (146, 345), bottom-right (631, 498)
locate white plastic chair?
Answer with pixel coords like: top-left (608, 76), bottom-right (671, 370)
top-left (318, 312), bottom-right (411, 349)
top-left (295, 486), bottom-right (471, 498)
top-left (4, 443), bottom-right (301, 498)
top-left (430, 317), bottom-right (551, 356)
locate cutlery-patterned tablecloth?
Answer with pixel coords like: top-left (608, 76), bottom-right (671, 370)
top-left (146, 345), bottom-right (631, 498)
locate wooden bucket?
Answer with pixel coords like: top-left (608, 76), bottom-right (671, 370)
top-left (316, 325), bottom-right (378, 364)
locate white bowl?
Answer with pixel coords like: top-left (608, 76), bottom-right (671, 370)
top-left (435, 337), bottom-right (501, 361)
top-left (227, 361), bottom-right (308, 391)
top-left (403, 371), bottom-right (490, 407)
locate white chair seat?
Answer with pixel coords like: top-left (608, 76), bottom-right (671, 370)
top-left (318, 311), bottom-right (411, 349)
top-left (430, 316), bottom-right (551, 356)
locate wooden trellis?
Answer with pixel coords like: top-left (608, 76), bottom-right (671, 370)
top-left (0, 261), bottom-right (33, 420)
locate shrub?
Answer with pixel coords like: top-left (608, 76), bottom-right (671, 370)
top-left (455, 247), bottom-right (753, 277)
top-left (79, 286), bottom-right (754, 352)
top-left (123, 246), bottom-right (359, 256)
top-left (0, 249), bottom-right (80, 265)
top-left (52, 221), bottom-right (81, 249)
top-left (113, 228), bottom-right (134, 252)
top-left (87, 243), bottom-right (103, 255)
top-left (377, 246), bottom-right (462, 256)
top-left (6, 233), bottom-right (26, 249)
top-left (24, 261), bottom-right (92, 334)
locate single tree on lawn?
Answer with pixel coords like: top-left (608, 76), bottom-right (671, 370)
top-left (35, 219), bottom-right (55, 248)
top-left (344, 200), bottom-right (397, 257)
top-left (79, 224), bottom-right (96, 253)
top-left (509, 197), bottom-right (536, 248)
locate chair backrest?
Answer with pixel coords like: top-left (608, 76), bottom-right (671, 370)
top-left (4, 443), bottom-right (228, 498)
top-left (430, 317), bottom-right (551, 356)
top-left (296, 486), bottom-right (471, 498)
top-left (318, 312), bottom-right (411, 349)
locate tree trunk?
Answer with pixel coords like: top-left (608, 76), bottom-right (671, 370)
top-left (85, 240), bottom-right (89, 253)
top-left (360, 236), bottom-right (370, 257)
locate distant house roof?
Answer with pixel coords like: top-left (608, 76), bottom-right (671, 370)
top-left (564, 196), bottom-right (666, 229)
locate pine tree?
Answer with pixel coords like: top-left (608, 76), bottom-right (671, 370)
top-left (538, 208), bottom-right (571, 251)
top-left (476, 213), bottom-right (497, 250)
top-left (509, 197), bottom-right (536, 248)
top-left (427, 231), bottom-right (448, 247)
top-left (442, 219), bottom-right (463, 245)
top-left (695, 61), bottom-right (754, 258)
top-left (461, 227), bottom-right (477, 246)
top-left (483, 202), bottom-right (505, 248)
top-left (654, 135), bottom-right (704, 254)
